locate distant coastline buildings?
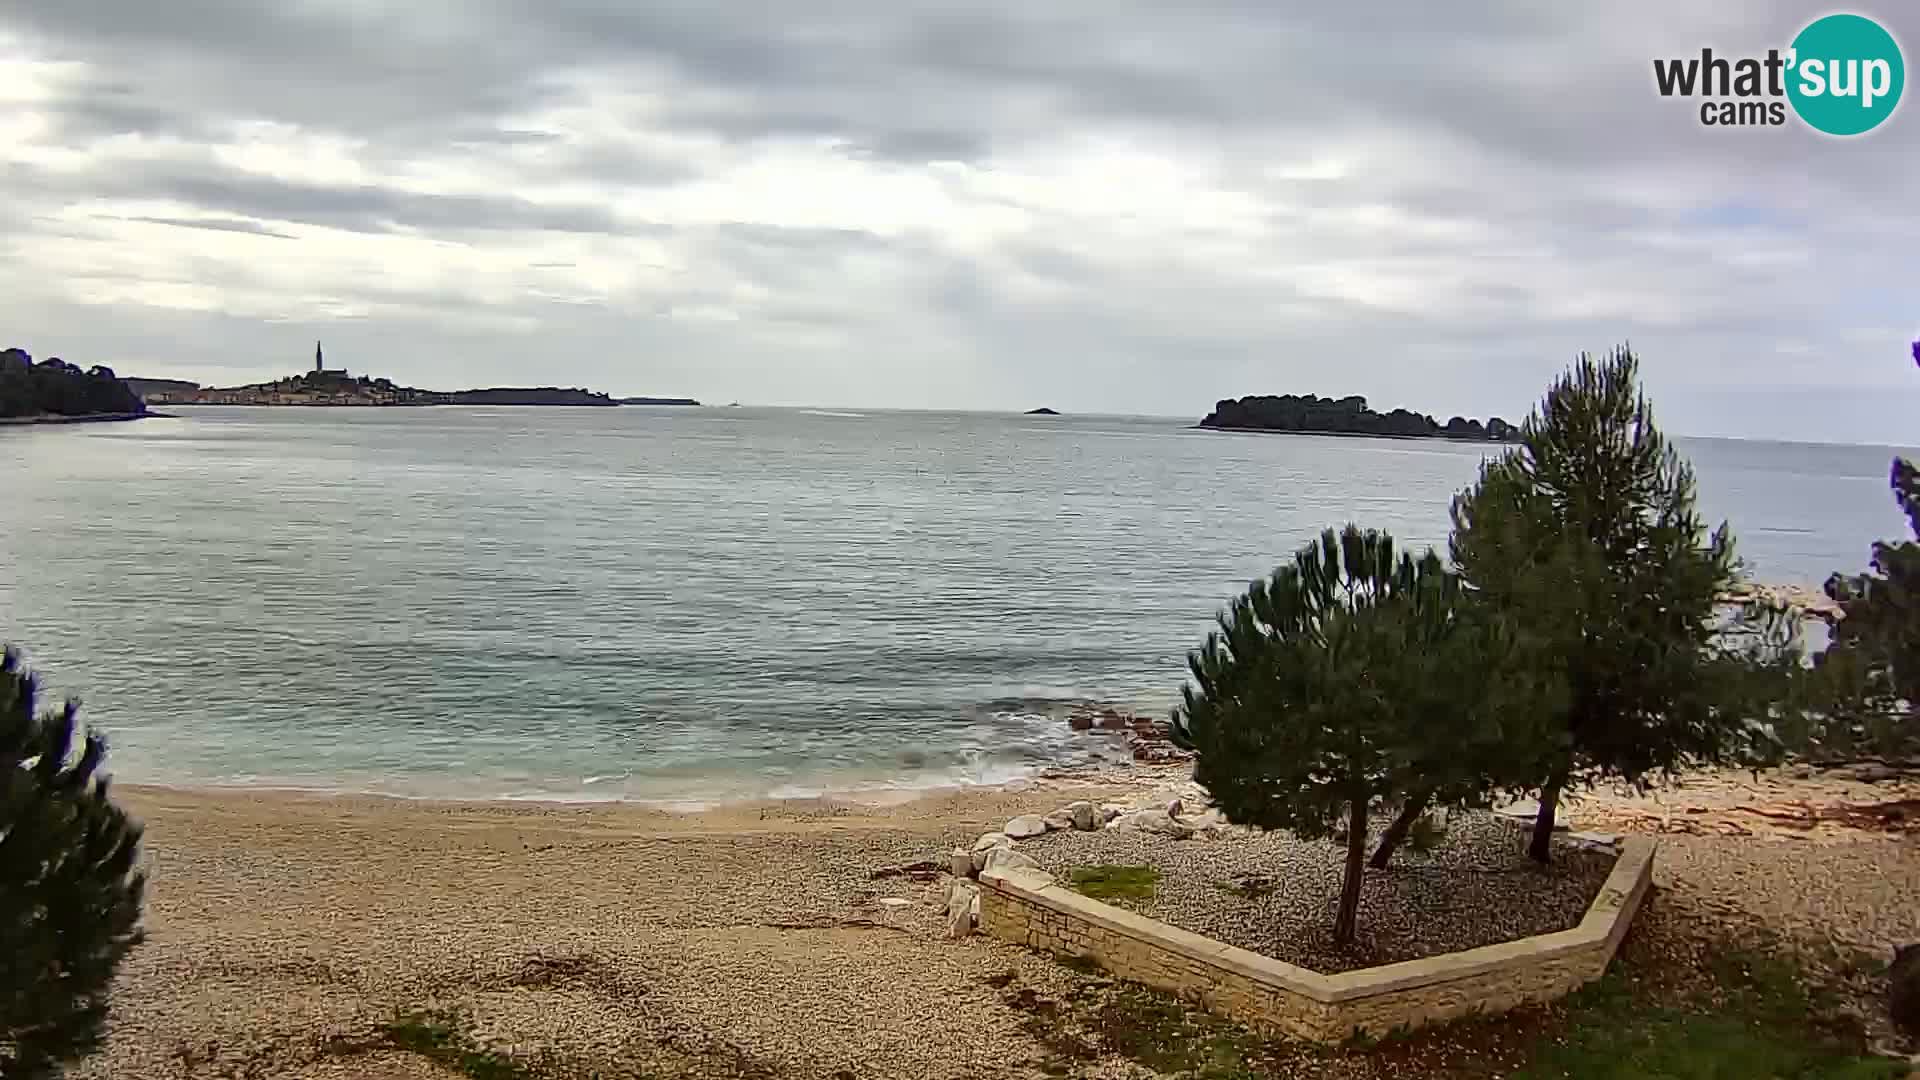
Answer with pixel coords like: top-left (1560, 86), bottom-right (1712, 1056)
top-left (313, 340), bottom-right (348, 379)
top-left (128, 342), bottom-right (688, 408)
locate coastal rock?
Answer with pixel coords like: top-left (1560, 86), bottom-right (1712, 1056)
top-left (1068, 801), bottom-right (1096, 831)
top-left (1099, 804), bottom-right (1127, 825)
top-left (1565, 831), bottom-right (1621, 851)
top-left (1004, 814), bottom-right (1048, 839)
top-left (950, 847), bottom-right (973, 879)
top-left (946, 881), bottom-right (981, 939)
top-left (970, 832), bottom-right (1012, 873)
top-left (1042, 810), bottom-right (1075, 832)
top-left (1107, 809), bottom-right (1195, 839)
top-left (1494, 797), bottom-right (1570, 831)
top-left (982, 846), bottom-right (1044, 877)
top-left (1166, 798), bottom-right (1184, 818)
top-left (1067, 712), bottom-right (1094, 731)
top-left (1189, 809), bottom-right (1230, 837)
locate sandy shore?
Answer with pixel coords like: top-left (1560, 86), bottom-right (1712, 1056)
top-left (75, 768), bottom-right (1920, 1079)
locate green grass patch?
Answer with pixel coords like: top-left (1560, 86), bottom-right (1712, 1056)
top-left (1002, 976), bottom-right (1274, 1079)
top-left (1501, 948), bottom-right (1904, 1080)
top-left (1069, 864), bottom-right (1160, 904)
top-left (381, 1009), bottom-right (535, 1080)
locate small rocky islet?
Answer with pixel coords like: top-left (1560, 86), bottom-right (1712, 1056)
top-left (1199, 392), bottom-right (1518, 441)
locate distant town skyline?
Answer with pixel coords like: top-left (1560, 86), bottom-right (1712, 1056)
top-left (1, 3), bottom-right (1916, 442)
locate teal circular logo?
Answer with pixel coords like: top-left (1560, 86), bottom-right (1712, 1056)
top-left (1787, 14), bottom-right (1904, 136)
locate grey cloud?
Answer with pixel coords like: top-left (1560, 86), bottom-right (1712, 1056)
top-left (108, 215), bottom-right (298, 239)
top-left (138, 165), bottom-right (629, 236)
top-left (0, 0), bottom-right (1916, 442)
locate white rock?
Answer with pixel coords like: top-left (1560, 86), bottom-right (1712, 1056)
top-left (982, 846), bottom-right (1045, 876)
top-left (1068, 800), bottom-right (1097, 831)
top-left (969, 891), bottom-right (981, 922)
top-left (1042, 810), bottom-right (1075, 832)
top-left (1108, 809), bottom-right (1195, 839)
top-left (950, 847), bottom-right (974, 879)
top-left (970, 832), bottom-right (1012, 874)
top-left (1004, 814), bottom-right (1049, 839)
top-left (946, 881), bottom-right (980, 939)
top-left (877, 897), bottom-right (913, 909)
top-left (1566, 830), bottom-right (1621, 850)
top-left (1494, 798), bottom-right (1571, 831)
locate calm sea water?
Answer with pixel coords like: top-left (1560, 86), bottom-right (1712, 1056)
top-left (1, 407), bottom-right (1911, 803)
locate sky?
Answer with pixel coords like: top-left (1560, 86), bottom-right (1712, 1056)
top-left (0, 2), bottom-right (1915, 442)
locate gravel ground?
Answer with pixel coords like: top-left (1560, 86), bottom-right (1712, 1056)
top-left (74, 782), bottom-right (1145, 1080)
top-left (1021, 812), bottom-right (1616, 973)
top-left (62, 773), bottom-right (1920, 1079)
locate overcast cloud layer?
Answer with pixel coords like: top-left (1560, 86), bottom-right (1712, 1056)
top-left (1, 1), bottom-right (1915, 441)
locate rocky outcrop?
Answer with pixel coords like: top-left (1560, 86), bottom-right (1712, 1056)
top-left (981, 846), bottom-right (1043, 876)
top-left (946, 881), bottom-right (981, 939)
top-left (1066, 706), bottom-right (1193, 763)
top-left (1003, 815), bottom-right (1048, 839)
top-left (1107, 807), bottom-right (1195, 839)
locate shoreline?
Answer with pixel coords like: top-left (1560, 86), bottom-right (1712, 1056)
top-left (115, 760), bottom-right (1187, 820)
top-left (1193, 422), bottom-right (1517, 444)
top-left (0, 410), bottom-right (165, 426)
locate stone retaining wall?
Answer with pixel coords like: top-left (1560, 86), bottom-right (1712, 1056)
top-left (978, 836), bottom-right (1655, 1041)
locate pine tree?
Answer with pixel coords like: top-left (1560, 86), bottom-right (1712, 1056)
top-left (1171, 526), bottom-right (1519, 944)
top-left (1450, 346), bottom-right (1741, 862)
top-left (1803, 342), bottom-right (1920, 760)
top-left (1, 649), bottom-right (146, 1078)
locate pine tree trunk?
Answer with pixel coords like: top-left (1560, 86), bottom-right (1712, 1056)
top-left (1369, 790), bottom-right (1431, 869)
top-left (1529, 775), bottom-right (1564, 864)
top-left (1334, 796), bottom-right (1369, 945)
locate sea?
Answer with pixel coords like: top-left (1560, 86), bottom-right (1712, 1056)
top-left (1, 407), bottom-right (1911, 805)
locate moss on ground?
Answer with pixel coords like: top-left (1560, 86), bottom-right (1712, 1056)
top-left (987, 908), bottom-right (1908, 1080)
top-left (380, 1009), bottom-right (537, 1080)
top-left (1068, 864), bottom-right (1161, 904)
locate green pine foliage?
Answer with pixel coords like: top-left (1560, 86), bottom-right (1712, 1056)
top-left (0, 349), bottom-right (146, 419)
top-left (1, 649), bottom-right (146, 1078)
top-left (1798, 345), bottom-right (1920, 761)
top-left (1170, 526), bottom-right (1524, 943)
top-left (1450, 346), bottom-right (1747, 862)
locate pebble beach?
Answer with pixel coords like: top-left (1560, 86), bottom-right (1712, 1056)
top-left (73, 769), bottom-right (1920, 1079)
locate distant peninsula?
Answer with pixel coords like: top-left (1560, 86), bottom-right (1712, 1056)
top-left (131, 342), bottom-right (693, 410)
top-left (1025, 407), bottom-right (1060, 415)
top-left (1199, 394), bottom-right (1518, 442)
top-left (2, 347), bottom-right (150, 424)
